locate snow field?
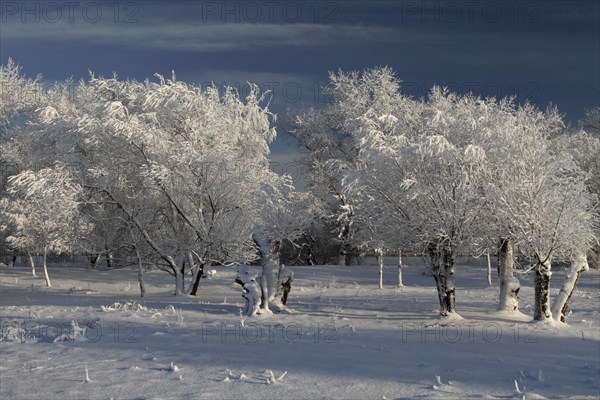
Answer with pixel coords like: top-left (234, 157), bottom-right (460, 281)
top-left (1, 258), bottom-right (599, 399)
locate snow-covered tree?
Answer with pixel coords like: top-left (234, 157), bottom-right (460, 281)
top-left (3, 65), bottom-right (280, 296)
top-left (479, 104), bottom-right (597, 321)
top-left (239, 175), bottom-right (313, 315)
top-left (0, 59), bottom-right (45, 265)
top-left (288, 67), bottom-right (404, 266)
top-left (557, 116), bottom-right (600, 270)
top-left (579, 107), bottom-right (600, 136)
top-left (324, 67), bottom-right (598, 320)
top-left (343, 87), bottom-right (489, 317)
top-left (0, 58), bottom-right (42, 129)
top-left (1, 165), bottom-right (89, 286)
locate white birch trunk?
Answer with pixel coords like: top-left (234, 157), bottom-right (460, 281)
top-left (397, 249), bottom-right (404, 288)
top-left (498, 238), bottom-right (519, 312)
top-left (259, 274), bottom-right (272, 314)
top-left (186, 252), bottom-right (195, 289)
top-left (551, 254), bottom-right (588, 322)
top-left (375, 248), bottom-right (384, 289)
top-left (28, 252), bottom-right (36, 277)
top-left (252, 235), bottom-right (290, 314)
top-left (174, 269), bottom-right (184, 296)
top-left (486, 250), bottom-right (492, 287)
top-left (42, 247), bottom-right (51, 287)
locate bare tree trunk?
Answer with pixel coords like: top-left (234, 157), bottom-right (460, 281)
top-left (486, 250), bottom-right (492, 287)
top-left (338, 250), bottom-right (347, 266)
top-left (338, 217), bottom-right (351, 266)
top-left (429, 242), bottom-right (456, 316)
top-left (169, 252), bottom-right (186, 296)
top-left (534, 257), bottom-right (552, 321)
top-left (89, 253), bottom-right (101, 269)
top-left (551, 254), bottom-right (588, 322)
top-left (105, 249), bottom-right (114, 269)
top-left (346, 250), bottom-right (358, 266)
top-left (252, 235), bottom-right (291, 313)
top-left (259, 274), bottom-right (270, 312)
top-left (129, 226), bottom-right (146, 297)
top-left (42, 246), bottom-right (51, 287)
top-left (397, 249), bottom-right (404, 288)
top-left (261, 238), bottom-right (282, 312)
top-left (27, 251), bottom-right (36, 277)
top-left (442, 244), bottom-right (456, 314)
top-left (375, 248), bottom-right (384, 288)
top-left (281, 275), bottom-right (292, 304)
top-left (497, 238), bottom-right (520, 312)
top-left (429, 243), bottom-right (446, 315)
top-left (94, 189), bottom-right (180, 292)
top-left (174, 269), bottom-right (184, 296)
top-left (236, 264), bottom-right (261, 316)
top-left (190, 262), bottom-right (206, 296)
top-left (180, 259), bottom-right (186, 294)
top-left (133, 244), bottom-right (146, 297)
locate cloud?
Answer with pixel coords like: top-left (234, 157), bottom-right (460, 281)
top-left (0, 21), bottom-right (417, 51)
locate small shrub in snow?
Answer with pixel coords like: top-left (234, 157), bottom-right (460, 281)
top-left (263, 369), bottom-right (287, 384)
top-left (169, 361), bottom-right (180, 373)
top-left (53, 320), bottom-right (87, 343)
top-left (0, 321), bottom-right (37, 343)
top-left (100, 301), bottom-right (149, 313)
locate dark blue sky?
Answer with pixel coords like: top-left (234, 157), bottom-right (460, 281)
top-left (1, 0), bottom-right (599, 178)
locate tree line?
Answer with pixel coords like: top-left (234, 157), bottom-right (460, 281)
top-left (1, 61), bottom-right (598, 321)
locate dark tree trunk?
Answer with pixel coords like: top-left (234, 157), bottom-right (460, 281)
top-left (429, 243), bottom-right (446, 315)
top-left (442, 245), bottom-right (456, 314)
top-left (429, 242), bottom-right (456, 316)
top-left (180, 262), bottom-right (185, 294)
top-left (338, 249), bottom-right (348, 266)
top-left (105, 249), bottom-right (114, 269)
top-left (133, 245), bottom-right (146, 297)
top-left (89, 254), bottom-right (101, 269)
top-left (281, 276), bottom-right (292, 305)
top-left (534, 258), bottom-right (552, 320)
top-left (190, 263), bottom-right (205, 296)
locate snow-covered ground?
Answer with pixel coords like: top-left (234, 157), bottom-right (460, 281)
top-left (1, 258), bottom-right (599, 399)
